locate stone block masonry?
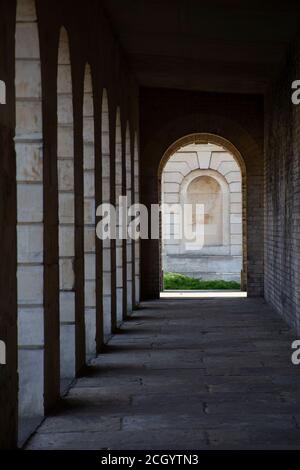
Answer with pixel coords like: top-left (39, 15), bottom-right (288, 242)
top-left (0, 0), bottom-right (139, 449)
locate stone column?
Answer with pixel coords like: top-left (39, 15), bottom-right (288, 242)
top-left (125, 125), bottom-right (133, 314)
top-left (134, 134), bottom-right (140, 305)
top-left (57, 28), bottom-right (76, 383)
top-left (101, 90), bottom-right (112, 341)
top-left (115, 110), bottom-right (123, 325)
top-left (83, 64), bottom-right (96, 359)
top-left (16, 0), bottom-right (45, 418)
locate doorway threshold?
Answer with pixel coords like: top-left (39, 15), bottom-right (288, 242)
top-left (160, 290), bottom-right (247, 298)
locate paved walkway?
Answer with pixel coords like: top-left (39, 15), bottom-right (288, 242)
top-left (26, 298), bottom-right (300, 450)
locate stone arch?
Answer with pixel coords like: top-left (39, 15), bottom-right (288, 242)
top-left (83, 63), bottom-right (96, 359)
top-left (15, 0), bottom-right (45, 421)
top-left (101, 89), bottom-right (111, 342)
top-left (57, 26), bottom-right (76, 385)
top-left (115, 108), bottom-right (123, 325)
top-left (159, 133), bottom-right (246, 291)
top-left (141, 109), bottom-right (264, 299)
top-left (159, 133), bottom-right (246, 178)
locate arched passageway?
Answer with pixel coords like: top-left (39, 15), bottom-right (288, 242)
top-left (2, 0), bottom-right (300, 452)
top-left (139, 95), bottom-right (263, 301)
top-left (159, 135), bottom-right (246, 293)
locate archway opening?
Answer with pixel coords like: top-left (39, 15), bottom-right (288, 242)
top-left (159, 134), bottom-right (247, 298)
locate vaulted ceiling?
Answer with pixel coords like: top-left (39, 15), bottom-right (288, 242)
top-left (103, 0), bottom-right (300, 94)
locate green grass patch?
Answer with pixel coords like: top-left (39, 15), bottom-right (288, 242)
top-left (163, 272), bottom-right (240, 290)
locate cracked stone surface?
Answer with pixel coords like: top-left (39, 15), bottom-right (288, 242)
top-left (26, 298), bottom-right (300, 450)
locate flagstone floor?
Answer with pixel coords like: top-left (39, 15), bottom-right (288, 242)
top-left (26, 298), bottom-right (300, 450)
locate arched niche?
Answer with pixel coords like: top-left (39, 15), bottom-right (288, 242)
top-left (15, 0), bottom-right (45, 424)
top-left (83, 63), bottom-right (96, 359)
top-left (57, 26), bottom-right (76, 385)
top-left (180, 169), bottom-right (230, 250)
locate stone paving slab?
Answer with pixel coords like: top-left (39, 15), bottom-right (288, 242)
top-left (26, 298), bottom-right (300, 450)
top-left (26, 429), bottom-right (210, 450)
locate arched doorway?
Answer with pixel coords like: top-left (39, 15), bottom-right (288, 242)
top-left (159, 133), bottom-right (247, 295)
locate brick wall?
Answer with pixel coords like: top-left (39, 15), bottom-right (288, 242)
top-left (265, 39), bottom-right (300, 334)
top-left (140, 88), bottom-right (264, 299)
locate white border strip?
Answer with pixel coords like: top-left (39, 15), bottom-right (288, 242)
top-left (160, 291), bottom-right (247, 299)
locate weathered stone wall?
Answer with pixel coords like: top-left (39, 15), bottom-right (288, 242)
top-left (265, 38), bottom-right (300, 334)
top-left (0, 0), bottom-right (139, 449)
top-left (140, 88), bottom-right (264, 299)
